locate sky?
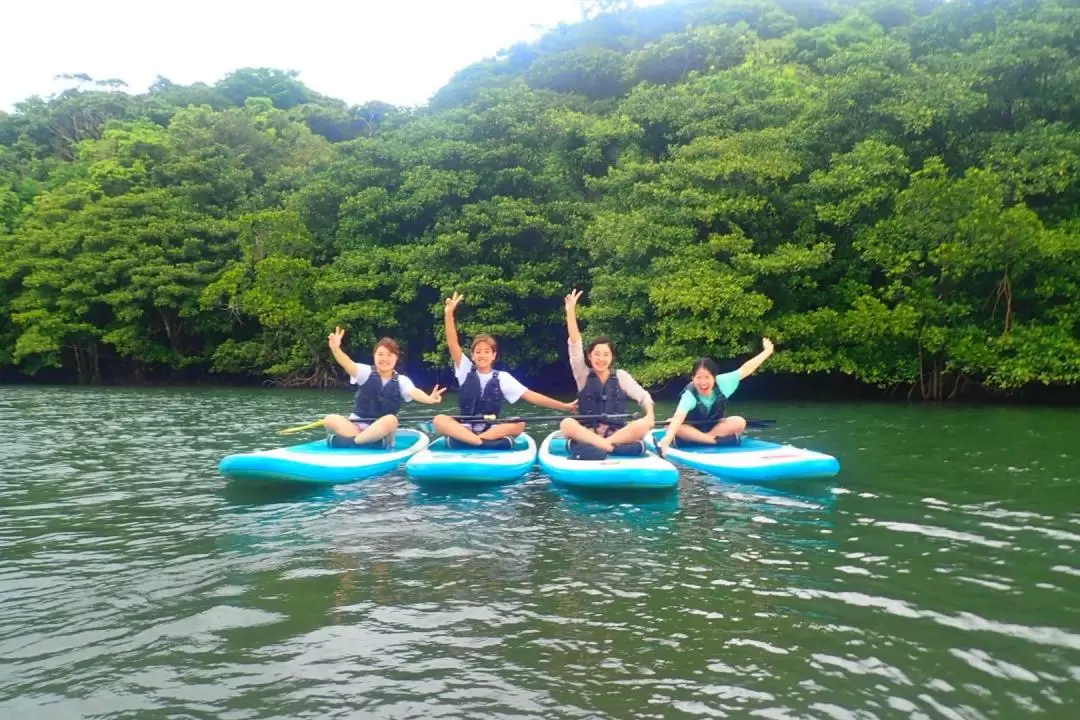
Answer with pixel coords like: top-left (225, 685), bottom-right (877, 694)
top-left (1, 0), bottom-right (664, 112)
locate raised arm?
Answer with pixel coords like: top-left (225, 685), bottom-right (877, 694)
top-left (328, 327), bottom-right (359, 378)
top-left (564, 289), bottom-right (583, 345)
top-left (521, 390), bottom-right (578, 413)
top-left (564, 289), bottom-right (590, 390)
top-left (409, 384), bottom-right (446, 405)
top-left (737, 338), bottom-right (775, 380)
top-left (444, 292), bottom-right (464, 367)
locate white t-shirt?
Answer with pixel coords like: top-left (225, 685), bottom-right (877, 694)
top-left (349, 363), bottom-right (417, 401)
top-left (455, 356), bottom-right (528, 404)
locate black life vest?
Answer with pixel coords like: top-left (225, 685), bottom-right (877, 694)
top-left (458, 367), bottom-right (504, 417)
top-left (683, 382), bottom-right (726, 428)
top-left (351, 370), bottom-right (402, 419)
top-left (578, 369), bottom-right (626, 428)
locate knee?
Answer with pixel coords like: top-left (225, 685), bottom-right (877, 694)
top-left (324, 414), bottom-right (345, 423)
top-left (560, 418), bottom-right (579, 434)
top-left (384, 414), bottom-right (399, 430)
top-left (730, 416), bottom-right (747, 432)
top-left (508, 421), bottom-right (526, 435)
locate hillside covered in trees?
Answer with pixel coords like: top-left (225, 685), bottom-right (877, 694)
top-left (2, 0), bottom-right (1079, 400)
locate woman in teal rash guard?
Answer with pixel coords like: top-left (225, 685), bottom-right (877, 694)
top-left (655, 339), bottom-right (774, 456)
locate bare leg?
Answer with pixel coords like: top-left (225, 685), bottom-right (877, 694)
top-left (478, 421), bottom-right (525, 440)
top-left (353, 414), bottom-right (399, 445)
top-left (603, 416), bottom-right (653, 445)
top-left (324, 414), bottom-right (361, 437)
top-left (433, 414), bottom-right (483, 446)
top-left (674, 424), bottom-right (719, 444)
top-left (708, 416), bottom-right (747, 439)
top-left (559, 418), bottom-right (615, 452)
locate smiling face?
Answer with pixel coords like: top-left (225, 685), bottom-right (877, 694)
top-left (693, 366), bottom-right (716, 395)
top-left (471, 339), bottom-right (496, 372)
top-left (588, 342), bottom-right (613, 374)
top-left (373, 344), bottom-right (399, 374)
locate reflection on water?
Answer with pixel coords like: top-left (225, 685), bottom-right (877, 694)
top-left (2, 386), bottom-right (1078, 718)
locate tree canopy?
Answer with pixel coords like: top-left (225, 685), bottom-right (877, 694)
top-left (2, 0), bottom-right (1079, 400)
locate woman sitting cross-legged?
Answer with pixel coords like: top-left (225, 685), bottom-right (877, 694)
top-left (655, 339), bottom-right (775, 457)
top-left (432, 292), bottom-right (577, 449)
top-left (558, 289), bottom-right (656, 459)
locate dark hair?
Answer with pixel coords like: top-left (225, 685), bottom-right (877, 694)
top-left (472, 333), bottom-right (498, 353)
top-left (373, 337), bottom-right (401, 363)
top-left (585, 336), bottom-right (617, 362)
top-left (691, 357), bottom-right (720, 378)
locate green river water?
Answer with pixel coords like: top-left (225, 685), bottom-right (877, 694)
top-left (2, 385), bottom-right (1079, 718)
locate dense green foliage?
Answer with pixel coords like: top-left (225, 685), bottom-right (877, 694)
top-left (2, 0), bottom-right (1079, 399)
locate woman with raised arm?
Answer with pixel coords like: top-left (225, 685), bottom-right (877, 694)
top-left (558, 289), bottom-right (656, 457)
top-left (323, 327), bottom-right (445, 447)
top-left (655, 339), bottom-right (775, 457)
top-left (432, 292), bottom-right (577, 449)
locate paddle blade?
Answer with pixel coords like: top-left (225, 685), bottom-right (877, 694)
top-left (277, 419), bottom-right (326, 435)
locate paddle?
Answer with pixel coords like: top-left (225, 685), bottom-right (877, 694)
top-left (275, 417), bottom-right (433, 435)
top-left (653, 418), bottom-right (776, 457)
top-left (744, 419), bottom-right (776, 429)
top-left (277, 416), bottom-right (439, 435)
top-left (453, 412), bottom-right (640, 425)
top-left (657, 418), bottom-right (776, 429)
top-left (416, 412), bottom-right (640, 437)
top-left (278, 419), bottom-right (328, 435)
top-left (278, 412), bottom-right (640, 435)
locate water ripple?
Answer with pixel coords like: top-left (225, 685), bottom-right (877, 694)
top-left (2, 387), bottom-right (1079, 718)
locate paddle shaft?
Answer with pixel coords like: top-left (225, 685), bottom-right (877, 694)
top-left (445, 412), bottom-right (639, 425)
top-left (658, 418), bottom-right (776, 429)
top-left (279, 412), bottom-right (638, 435)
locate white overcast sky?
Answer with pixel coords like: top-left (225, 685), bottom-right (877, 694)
top-left (1, 0), bottom-right (666, 111)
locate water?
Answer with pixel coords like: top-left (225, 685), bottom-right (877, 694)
top-left (2, 385), bottom-right (1078, 718)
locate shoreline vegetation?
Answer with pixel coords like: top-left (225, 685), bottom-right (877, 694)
top-left (2, 0), bottom-right (1079, 403)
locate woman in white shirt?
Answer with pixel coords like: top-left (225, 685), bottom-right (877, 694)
top-left (323, 328), bottom-right (445, 446)
top-left (433, 292), bottom-right (577, 449)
